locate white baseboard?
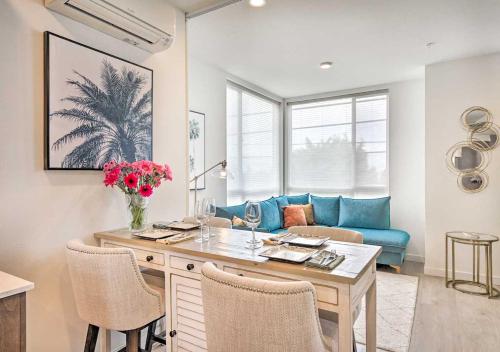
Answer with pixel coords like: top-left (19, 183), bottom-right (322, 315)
top-left (424, 266), bottom-right (500, 285)
top-left (405, 253), bottom-right (425, 263)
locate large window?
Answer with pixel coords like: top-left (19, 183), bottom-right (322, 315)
top-left (226, 82), bottom-right (281, 204)
top-left (287, 92), bottom-right (388, 197)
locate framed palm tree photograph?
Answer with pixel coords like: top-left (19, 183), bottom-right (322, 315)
top-left (44, 32), bottom-right (153, 170)
top-left (189, 111), bottom-right (205, 190)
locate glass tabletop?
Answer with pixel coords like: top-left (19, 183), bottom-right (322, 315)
top-left (446, 231), bottom-right (499, 242)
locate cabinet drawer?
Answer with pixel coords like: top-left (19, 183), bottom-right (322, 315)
top-left (224, 266), bottom-right (337, 305)
top-left (170, 256), bottom-right (206, 274)
top-left (103, 243), bottom-right (164, 266)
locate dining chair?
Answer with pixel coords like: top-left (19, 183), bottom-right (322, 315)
top-left (183, 216), bottom-right (232, 229)
top-left (200, 262), bottom-right (335, 352)
top-left (288, 226), bottom-right (363, 352)
top-left (66, 240), bottom-right (166, 352)
top-left (288, 226), bottom-right (363, 244)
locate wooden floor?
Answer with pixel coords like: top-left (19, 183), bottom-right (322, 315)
top-left (155, 261), bottom-right (500, 352)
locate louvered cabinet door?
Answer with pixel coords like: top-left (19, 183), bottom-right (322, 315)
top-left (171, 275), bottom-right (207, 352)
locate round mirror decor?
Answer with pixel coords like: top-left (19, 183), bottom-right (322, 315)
top-left (460, 106), bottom-right (493, 131)
top-left (446, 106), bottom-right (497, 193)
top-left (457, 170), bottom-right (488, 193)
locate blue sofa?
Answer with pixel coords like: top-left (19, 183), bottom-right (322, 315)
top-left (215, 194), bottom-right (410, 267)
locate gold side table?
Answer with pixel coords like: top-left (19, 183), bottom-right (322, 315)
top-left (445, 231), bottom-right (499, 298)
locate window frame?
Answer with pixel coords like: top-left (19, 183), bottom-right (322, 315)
top-left (284, 89), bottom-right (390, 197)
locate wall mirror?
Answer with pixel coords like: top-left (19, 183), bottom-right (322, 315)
top-left (469, 124), bottom-right (499, 151)
top-left (446, 142), bottom-right (487, 174)
top-left (460, 106), bottom-right (492, 131)
top-left (458, 170), bottom-right (488, 193)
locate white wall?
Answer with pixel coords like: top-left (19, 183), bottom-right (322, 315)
top-left (425, 53), bottom-right (500, 283)
top-left (188, 57), bottom-right (228, 208)
top-left (0, 1), bottom-right (187, 351)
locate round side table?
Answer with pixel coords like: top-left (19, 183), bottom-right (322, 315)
top-left (445, 231), bottom-right (499, 298)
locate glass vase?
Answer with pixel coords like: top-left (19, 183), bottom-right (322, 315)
top-left (125, 193), bottom-right (150, 232)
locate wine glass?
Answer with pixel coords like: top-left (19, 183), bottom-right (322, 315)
top-left (245, 201), bottom-right (262, 249)
top-left (205, 198), bottom-right (217, 237)
top-left (194, 200), bottom-right (209, 243)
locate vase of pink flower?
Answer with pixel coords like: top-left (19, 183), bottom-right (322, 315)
top-left (103, 160), bottom-right (173, 232)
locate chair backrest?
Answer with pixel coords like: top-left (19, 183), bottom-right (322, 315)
top-left (200, 262), bottom-right (331, 352)
top-left (288, 226), bottom-right (363, 244)
top-left (66, 240), bottom-right (162, 331)
top-left (183, 216), bottom-right (232, 229)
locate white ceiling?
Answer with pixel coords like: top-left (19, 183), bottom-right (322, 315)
top-left (187, 0), bottom-right (500, 98)
top-left (167, 0), bottom-right (227, 13)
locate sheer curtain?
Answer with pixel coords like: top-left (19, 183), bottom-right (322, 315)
top-left (286, 92), bottom-right (388, 197)
top-left (226, 82), bottom-right (281, 205)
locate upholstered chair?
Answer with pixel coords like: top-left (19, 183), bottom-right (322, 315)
top-left (288, 226), bottom-right (363, 352)
top-left (66, 240), bottom-right (166, 352)
top-left (183, 216), bottom-right (232, 229)
top-left (288, 226), bottom-right (363, 244)
top-left (200, 262), bottom-right (335, 352)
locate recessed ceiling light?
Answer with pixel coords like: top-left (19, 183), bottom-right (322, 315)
top-left (249, 0), bottom-right (266, 7)
top-left (425, 42), bottom-right (436, 48)
top-left (320, 61), bottom-right (333, 69)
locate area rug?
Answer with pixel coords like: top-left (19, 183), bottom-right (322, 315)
top-left (354, 271), bottom-right (419, 352)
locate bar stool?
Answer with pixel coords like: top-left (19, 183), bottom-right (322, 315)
top-left (66, 240), bottom-right (167, 352)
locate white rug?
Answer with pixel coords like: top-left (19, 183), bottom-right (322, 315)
top-left (354, 271), bottom-right (419, 352)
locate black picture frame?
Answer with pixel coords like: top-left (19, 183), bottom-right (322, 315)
top-left (44, 31), bottom-right (154, 170)
top-left (189, 110), bottom-right (206, 190)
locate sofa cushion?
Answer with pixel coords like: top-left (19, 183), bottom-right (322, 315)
top-left (283, 206), bottom-right (307, 228)
top-left (339, 227), bottom-right (410, 252)
top-left (311, 195), bottom-right (340, 227)
top-left (273, 195), bottom-right (290, 228)
top-left (286, 193), bottom-right (310, 205)
top-left (216, 202), bottom-right (247, 220)
top-left (338, 196), bottom-right (390, 230)
top-left (259, 198), bottom-right (281, 231)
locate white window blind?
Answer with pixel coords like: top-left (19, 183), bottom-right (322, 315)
top-left (226, 83), bottom-right (281, 205)
top-left (287, 92), bottom-right (388, 197)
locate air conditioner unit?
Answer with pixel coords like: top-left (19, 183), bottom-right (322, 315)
top-left (45, 0), bottom-right (176, 53)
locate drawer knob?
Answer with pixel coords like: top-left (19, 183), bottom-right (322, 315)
top-left (146, 255), bottom-right (154, 262)
top-left (169, 330), bottom-right (177, 337)
top-left (238, 273), bottom-right (244, 277)
top-left (186, 263), bottom-right (195, 271)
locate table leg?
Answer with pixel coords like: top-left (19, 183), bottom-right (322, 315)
top-left (366, 280), bottom-right (377, 352)
top-left (476, 244), bottom-right (481, 284)
top-left (488, 244), bottom-right (494, 298)
top-left (445, 235), bottom-right (449, 287)
top-left (451, 239), bottom-right (456, 283)
top-left (338, 296), bottom-right (353, 352)
top-left (472, 244), bottom-right (476, 283)
top-left (100, 328), bottom-right (111, 352)
top-left (485, 245), bottom-right (490, 297)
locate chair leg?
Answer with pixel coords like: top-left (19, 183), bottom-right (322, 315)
top-left (145, 321), bottom-right (157, 352)
top-left (126, 329), bottom-right (140, 352)
top-left (84, 324), bottom-right (99, 352)
top-left (352, 328), bottom-right (357, 352)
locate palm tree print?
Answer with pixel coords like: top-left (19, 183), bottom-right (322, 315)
top-left (50, 59), bottom-right (152, 168)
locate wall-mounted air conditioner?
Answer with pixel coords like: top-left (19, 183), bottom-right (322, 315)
top-left (45, 0), bottom-right (176, 53)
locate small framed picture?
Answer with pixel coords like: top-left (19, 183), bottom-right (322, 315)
top-left (189, 111), bottom-right (206, 190)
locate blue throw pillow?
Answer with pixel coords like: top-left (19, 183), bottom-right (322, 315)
top-left (273, 195), bottom-right (289, 228)
top-left (286, 193), bottom-right (310, 205)
top-left (215, 202), bottom-right (247, 220)
top-left (338, 196), bottom-right (391, 230)
top-left (310, 195), bottom-right (340, 226)
top-left (258, 198), bottom-right (281, 231)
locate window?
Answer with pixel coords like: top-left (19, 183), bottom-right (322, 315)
top-left (286, 92), bottom-right (388, 197)
top-left (226, 82), bottom-right (281, 204)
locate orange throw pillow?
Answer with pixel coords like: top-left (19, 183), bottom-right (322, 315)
top-left (283, 206), bottom-right (307, 228)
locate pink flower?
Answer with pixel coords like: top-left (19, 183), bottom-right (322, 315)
top-left (164, 164), bottom-right (173, 181)
top-left (104, 172), bottom-right (119, 187)
top-left (124, 173), bottom-right (139, 189)
top-left (139, 161), bottom-right (153, 175)
top-left (103, 160), bottom-right (117, 173)
top-left (138, 184), bottom-right (153, 197)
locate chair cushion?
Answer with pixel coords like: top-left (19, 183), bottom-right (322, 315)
top-left (216, 202), bottom-right (247, 220)
top-left (311, 195), bottom-right (340, 227)
top-left (286, 193), bottom-right (310, 205)
top-left (338, 196), bottom-right (391, 230)
top-left (258, 198), bottom-right (281, 231)
top-left (233, 225), bottom-right (270, 233)
top-left (283, 206), bottom-right (307, 228)
top-left (339, 227), bottom-right (410, 252)
top-left (273, 195), bottom-right (290, 228)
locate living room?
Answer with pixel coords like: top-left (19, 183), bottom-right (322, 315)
top-left (0, 1), bottom-right (499, 352)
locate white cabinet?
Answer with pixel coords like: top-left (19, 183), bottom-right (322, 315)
top-left (171, 275), bottom-right (207, 352)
